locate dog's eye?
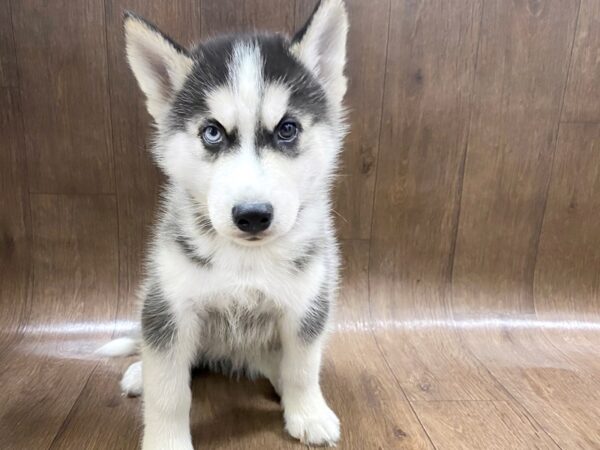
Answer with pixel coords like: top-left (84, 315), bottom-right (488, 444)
top-left (276, 120), bottom-right (298, 142)
top-left (201, 125), bottom-right (223, 145)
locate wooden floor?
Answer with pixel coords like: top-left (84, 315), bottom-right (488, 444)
top-left (2, 0), bottom-right (600, 449)
top-left (1, 240), bottom-right (600, 449)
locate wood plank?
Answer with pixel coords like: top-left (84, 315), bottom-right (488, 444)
top-left (375, 329), bottom-right (508, 402)
top-left (413, 400), bottom-right (559, 449)
top-left (461, 326), bottom-right (600, 449)
top-left (451, 0), bottom-right (579, 316)
top-left (11, 0), bottom-right (114, 194)
top-left (0, 194), bottom-right (118, 449)
top-left (104, 0), bottom-right (203, 320)
top-left (534, 123), bottom-right (600, 321)
top-left (202, 0), bottom-right (295, 38)
top-left (46, 359), bottom-right (141, 450)
top-left (0, 1), bottom-right (18, 87)
top-left (296, 0), bottom-right (390, 239)
top-left (0, 88), bottom-right (30, 346)
top-left (369, 0), bottom-right (481, 317)
top-left (562, 0), bottom-right (600, 122)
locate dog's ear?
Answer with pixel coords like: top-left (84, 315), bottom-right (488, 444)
top-left (124, 11), bottom-right (193, 122)
top-left (291, 0), bottom-right (349, 105)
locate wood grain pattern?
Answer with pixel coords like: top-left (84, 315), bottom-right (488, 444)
top-left (0, 194), bottom-right (118, 450)
top-left (369, 0), bottom-right (482, 318)
top-left (413, 400), bottom-right (559, 449)
top-left (461, 327), bottom-right (600, 449)
top-left (534, 123), bottom-right (600, 321)
top-left (11, 0), bottom-right (115, 194)
top-left (202, 0), bottom-right (295, 38)
top-left (451, 0), bottom-right (579, 316)
top-left (562, 0), bottom-right (600, 122)
top-left (0, 1), bottom-right (18, 87)
top-left (0, 88), bottom-right (30, 346)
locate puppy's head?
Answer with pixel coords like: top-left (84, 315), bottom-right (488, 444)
top-left (124, 0), bottom-right (348, 246)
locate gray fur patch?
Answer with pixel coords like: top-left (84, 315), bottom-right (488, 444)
top-left (142, 283), bottom-right (177, 350)
top-left (193, 210), bottom-right (216, 235)
top-left (292, 240), bottom-right (321, 271)
top-left (200, 305), bottom-right (280, 353)
top-left (299, 283), bottom-right (330, 343)
top-left (174, 234), bottom-right (212, 267)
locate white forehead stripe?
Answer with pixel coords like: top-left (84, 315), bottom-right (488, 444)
top-left (204, 42), bottom-right (264, 137)
top-left (262, 83), bottom-right (291, 130)
top-left (206, 87), bottom-right (236, 132)
top-left (230, 42), bottom-right (263, 145)
top-left (203, 43), bottom-right (291, 145)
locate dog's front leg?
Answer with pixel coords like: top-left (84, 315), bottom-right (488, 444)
top-left (279, 317), bottom-right (340, 446)
top-left (141, 345), bottom-right (194, 450)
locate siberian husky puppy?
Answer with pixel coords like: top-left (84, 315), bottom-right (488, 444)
top-left (100, 1), bottom-right (348, 448)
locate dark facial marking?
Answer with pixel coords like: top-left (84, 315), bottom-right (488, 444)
top-left (193, 210), bottom-right (216, 235)
top-left (142, 283), bottom-right (177, 350)
top-left (174, 234), bottom-right (212, 267)
top-left (168, 36), bottom-right (236, 130)
top-left (255, 118), bottom-right (304, 157)
top-left (292, 240), bottom-right (321, 271)
top-left (299, 283), bottom-right (330, 343)
top-left (259, 35), bottom-right (328, 120)
top-left (168, 33), bottom-right (328, 134)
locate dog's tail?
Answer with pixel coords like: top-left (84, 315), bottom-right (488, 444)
top-left (96, 336), bottom-right (141, 357)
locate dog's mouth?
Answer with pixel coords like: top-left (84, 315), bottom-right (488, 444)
top-left (230, 230), bottom-right (278, 247)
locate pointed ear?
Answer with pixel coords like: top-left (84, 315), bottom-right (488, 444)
top-left (124, 11), bottom-right (194, 122)
top-left (291, 0), bottom-right (349, 104)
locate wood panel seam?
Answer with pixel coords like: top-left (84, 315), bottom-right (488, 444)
top-left (102, 0), bottom-right (122, 340)
top-left (47, 363), bottom-right (101, 450)
top-left (447, 0), bottom-right (486, 292)
top-left (463, 340), bottom-right (565, 449)
top-left (366, 0), bottom-right (392, 243)
top-left (531, 0), bottom-right (582, 317)
top-left (7, 0), bottom-right (35, 344)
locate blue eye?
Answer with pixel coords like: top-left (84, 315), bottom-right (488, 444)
top-left (277, 120), bottom-right (298, 142)
top-left (201, 125), bottom-right (223, 145)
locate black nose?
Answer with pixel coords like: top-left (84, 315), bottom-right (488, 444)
top-left (232, 203), bottom-right (273, 234)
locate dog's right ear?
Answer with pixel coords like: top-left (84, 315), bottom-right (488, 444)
top-left (124, 11), bottom-right (193, 122)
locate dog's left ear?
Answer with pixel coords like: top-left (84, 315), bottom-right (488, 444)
top-left (124, 11), bottom-right (194, 122)
top-left (291, 0), bottom-right (349, 105)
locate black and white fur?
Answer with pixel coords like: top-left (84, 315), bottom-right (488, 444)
top-left (99, 1), bottom-right (348, 448)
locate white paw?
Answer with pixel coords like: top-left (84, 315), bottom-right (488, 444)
top-left (284, 401), bottom-right (340, 446)
top-left (142, 438), bottom-right (194, 450)
top-left (142, 434), bottom-right (194, 450)
top-left (121, 361), bottom-right (143, 397)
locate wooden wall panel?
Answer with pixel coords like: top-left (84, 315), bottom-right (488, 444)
top-left (534, 124), bottom-right (600, 321)
top-left (0, 88), bottom-right (30, 344)
top-left (104, 1), bottom-right (203, 319)
top-left (563, 1), bottom-right (600, 122)
top-left (27, 194), bottom-right (118, 327)
top-left (451, 0), bottom-right (579, 316)
top-left (297, 0), bottom-right (390, 239)
top-left (369, 0), bottom-right (481, 318)
top-left (201, 0), bottom-right (295, 38)
top-left (0, 194), bottom-right (118, 450)
top-left (0, 1), bottom-right (18, 87)
top-left (10, 0), bottom-right (114, 194)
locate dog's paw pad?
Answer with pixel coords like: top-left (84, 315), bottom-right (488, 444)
top-left (285, 404), bottom-right (340, 446)
top-left (120, 361), bottom-right (143, 397)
